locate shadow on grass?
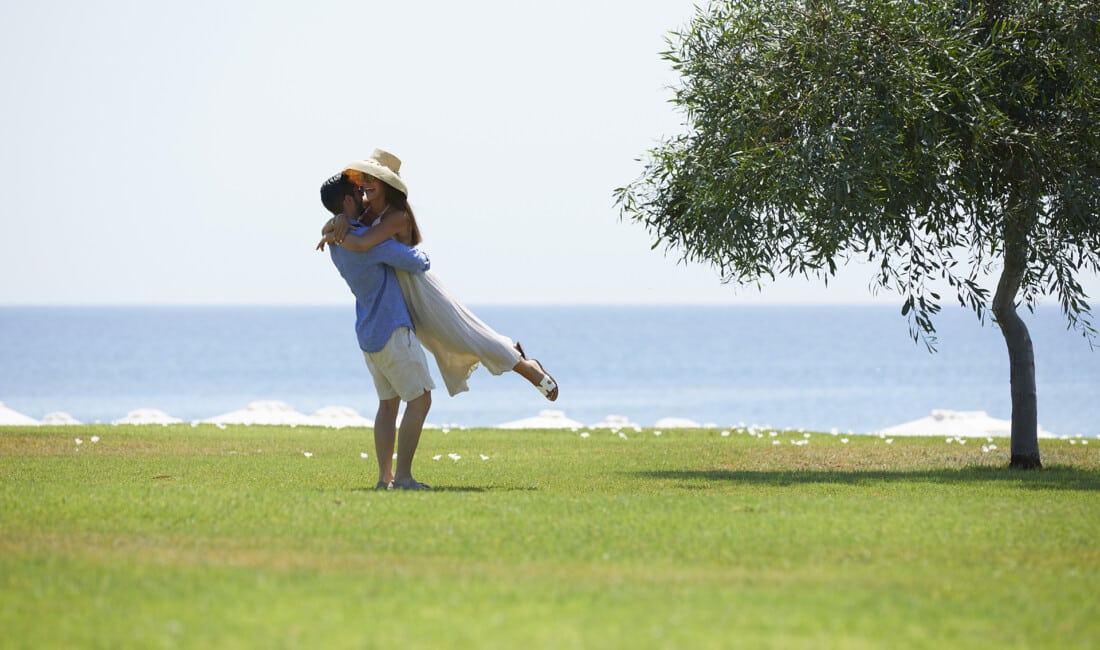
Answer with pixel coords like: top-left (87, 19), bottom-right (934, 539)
top-left (636, 466), bottom-right (1100, 492)
top-left (349, 486), bottom-right (539, 494)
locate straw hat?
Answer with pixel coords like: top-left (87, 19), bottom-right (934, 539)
top-left (343, 149), bottom-right (407, 196)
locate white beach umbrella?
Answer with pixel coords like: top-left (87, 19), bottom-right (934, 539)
top-left (204, 400), bottom-right (316, 426)
top-left (0, 402), bottom-right (39, 426)
top-left (497, 409), bottom-right (584, 429)
top-left (589, 414), bottom-right (641, 429)
top-left (311, 406), bottom-right (373, 429)
top-left (41, 412), bottom-right (82, 425)
top-left (874, 409), bottom-right (1057, 438)
top-left (112, 409), bottom-right (182, 425)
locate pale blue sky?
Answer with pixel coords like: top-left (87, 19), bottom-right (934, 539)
top-left (1, 1), bottom-right (1096, 307)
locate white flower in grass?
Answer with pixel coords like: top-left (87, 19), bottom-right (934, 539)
top-left (74, 438), bottom-right (83, 445)
top-left (841, 438), bottom-right (850, 444)
top-left (721, 430), bottom-right (730, 437)
top-left (1082, 441), bottom-right (1089, 446)
top-left (448, 453), bottom-right (462, 461)
top-left (958, 439), bottom-right (967, 445)
top-left (653, 431), bottom-right (662, 436)
top-left (1069, 439), bottom-right (1078, 445)
top-left (480, 454), bottom-right (490, 461)
top-left (989, 444), bottom-right (998, 451)
top-left (579, 432), bottom-right (590, 438)
top-left (772, 440), bottom-right (781, 445)
top-left (360, 452), bottom-right (369, 459)
top-left (982, 446), bottom-right (990, 453)
top-left (885, 439), bottom-right (894, 444)
top-left (90, 436), bottom-right (99, 443)
top-left (432, 455), bottom-right (442, 461)
top-left (804, 433), bottom-right (811, 439)
top-left (618, 432), bottom-right (628, 440)
top-left (945, 438), bottom-right (954, 444)
top-left (303, 452), bottom-right (313, 458)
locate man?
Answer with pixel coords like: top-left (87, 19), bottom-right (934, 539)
top-left (319, 173), bottom-right (434, 490)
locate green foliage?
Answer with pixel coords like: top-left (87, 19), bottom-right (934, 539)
top-left (2, 425), bottom-right (1099, 648)
top-left (617, 0), bottom-right (1100, 343)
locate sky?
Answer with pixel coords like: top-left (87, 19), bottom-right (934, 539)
top-left (1, 0), bottom-right (1096, 307)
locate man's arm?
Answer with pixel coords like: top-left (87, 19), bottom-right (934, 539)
top-left (373, 239), bottom-right (430, 275)
top-left (317, 212), bottom-right (410, 252)
top-left (333, 219), bottom-right (403, 252)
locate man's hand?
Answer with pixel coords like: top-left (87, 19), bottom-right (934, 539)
top-left (317, 218), bottom-right (335, 251)
top-left (331, 213), bottom-right (351, 244)
top-left (317, 213), bottom-right (353, 251)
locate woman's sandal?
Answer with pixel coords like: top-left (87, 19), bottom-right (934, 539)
top-left (516, 342), bottom-right (558, 401)
top-left (531, 359), bottom-right (558, 401)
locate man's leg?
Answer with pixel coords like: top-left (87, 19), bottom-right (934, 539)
top-left (374, 398), bottom-right (400, 486)
top-left (393, 390), bottom-right (431, 488)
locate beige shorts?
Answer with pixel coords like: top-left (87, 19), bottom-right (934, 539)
top-left (363, 327), bottom-right (435, 402)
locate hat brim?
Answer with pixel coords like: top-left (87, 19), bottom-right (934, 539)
top-left (343, 160), bottom-right (407, 196)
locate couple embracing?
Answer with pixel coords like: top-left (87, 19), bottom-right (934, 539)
top-left (318, 149), bottom-right (558, 490)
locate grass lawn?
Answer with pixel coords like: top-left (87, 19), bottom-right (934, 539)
top-left (1, 424), bottom-right (1098, 649)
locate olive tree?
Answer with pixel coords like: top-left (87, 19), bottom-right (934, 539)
top-left (617, 0), bottom-right (1099, 468)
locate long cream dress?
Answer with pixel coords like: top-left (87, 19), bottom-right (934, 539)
top-left (396, 269), bottom-right (522, 396)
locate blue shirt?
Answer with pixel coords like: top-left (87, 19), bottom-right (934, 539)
top-left (328, 221), bottom-right (431, 353)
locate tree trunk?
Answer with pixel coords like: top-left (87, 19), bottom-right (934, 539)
top-left (992, 215), bottom-right (1041, 469)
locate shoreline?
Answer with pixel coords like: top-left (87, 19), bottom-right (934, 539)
top-left (0, 400), bottom-right (1078, 438)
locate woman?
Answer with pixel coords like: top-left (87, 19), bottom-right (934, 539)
top-left (318, 150), bottom-right (558, 401)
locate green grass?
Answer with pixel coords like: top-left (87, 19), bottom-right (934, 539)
top-left (1, 424), bottom-right (1098, 649)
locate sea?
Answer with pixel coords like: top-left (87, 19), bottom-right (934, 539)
top-left (0, 305), bottom-right (1097, 435)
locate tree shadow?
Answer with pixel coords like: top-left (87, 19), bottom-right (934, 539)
top-left (636, 466), bottom-right (1100, 492)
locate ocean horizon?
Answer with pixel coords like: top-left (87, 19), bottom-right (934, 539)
top-left (1, 304), bottom-right (1097, 436)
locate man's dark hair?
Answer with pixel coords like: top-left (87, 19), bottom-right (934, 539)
top-left (320, 173), bottom-right (359, 216)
